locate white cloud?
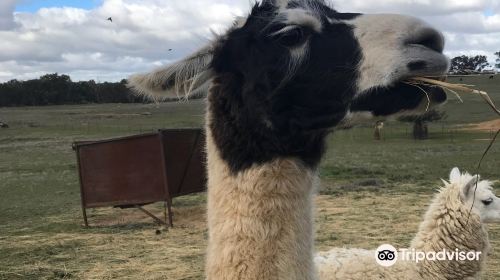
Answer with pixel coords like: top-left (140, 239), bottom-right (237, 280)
top-left (0, 0), bottom-right (19, 30)
top-left (332, 0), bottom-right (499, 16)
top-left (424, 13), bottom-right (500, 65)
top-left (331, 0), bottom-right (500, 66)
top-left (0, 0), bottom-right (499, 82)
top-left (0, 0), bottom-right (250, 82)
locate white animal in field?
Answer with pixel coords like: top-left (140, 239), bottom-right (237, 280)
top-left (316, 167), bottom-right (499, 280)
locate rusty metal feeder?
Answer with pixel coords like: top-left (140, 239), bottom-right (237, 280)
top-left (73, 129), bottom-right (206, 227)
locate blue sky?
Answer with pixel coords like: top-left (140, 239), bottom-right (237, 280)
top-left (15, 0), bottom-right (102, 12)
top-left (484, 8), bottom-right (495, 17)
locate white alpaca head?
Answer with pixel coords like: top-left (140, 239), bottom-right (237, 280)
top-left (447, 167), bottom-right (500, 223)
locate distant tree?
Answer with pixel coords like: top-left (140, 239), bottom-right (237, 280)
top-left (398, 110), bottom-right (447, 140)
top-left (450, 55), bottom-right (490, 72)
top-left (0, 73), bottom-right (148, 107)
top-left (495, 51), bottom-right (500, 69)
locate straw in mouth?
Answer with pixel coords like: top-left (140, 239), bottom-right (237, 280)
top-left (406, 76), bottom-right (500, 117)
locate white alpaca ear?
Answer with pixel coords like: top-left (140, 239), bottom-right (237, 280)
top-left (449, 167), bottom-right (461, 183)
top-left (128, 44), bottom-right (214, 100)
top-left (462, 175), bottom-right (480, 199)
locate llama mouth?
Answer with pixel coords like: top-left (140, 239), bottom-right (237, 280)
top-left (350, 81), bottom-right (447, 117)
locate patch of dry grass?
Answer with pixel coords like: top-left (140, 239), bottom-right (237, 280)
top-left (461, 119), bottom-right (500, 132)
top-left (2, 182), bottom-right (500, 279)
top-left (0, 203), bottom-right (207, 280)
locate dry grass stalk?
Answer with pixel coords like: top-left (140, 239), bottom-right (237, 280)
top-left (408, 77), bottom-right (500, 117)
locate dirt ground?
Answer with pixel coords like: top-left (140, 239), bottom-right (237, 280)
top-left (462, 119), bottom-right (500, 132)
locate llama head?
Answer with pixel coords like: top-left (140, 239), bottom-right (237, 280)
top-left (129, 0), bottom-right (449, 171)
top-left (448, 167), bottom-right (500, 223)
top-left (129, 0), bottom-right (448, 123)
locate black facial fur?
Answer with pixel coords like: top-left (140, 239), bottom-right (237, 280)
top-left (407, 61), bottom-right (427, 71)
top-left (209, 1), bottom-right (362, 173)
top-left (350, 84), bottom-right (447, 117)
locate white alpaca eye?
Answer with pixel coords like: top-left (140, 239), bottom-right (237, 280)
top-left (482, 198), bottom-right (493, 206)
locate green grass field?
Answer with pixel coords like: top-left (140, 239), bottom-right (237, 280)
top-left (0, 75), bottom-right (499, 279)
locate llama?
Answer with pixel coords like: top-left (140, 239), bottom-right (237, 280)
top-left (128, 0), bottom-right (450, 279)
top-left (374, 121), bottom-right (384, 140)
top-left (316, 167), bottom-right (500, 279)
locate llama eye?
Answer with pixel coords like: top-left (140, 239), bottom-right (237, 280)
top-left (482, 198), bottom-right (493, 206)
top-left (276, 27), bottom-right (308, 47)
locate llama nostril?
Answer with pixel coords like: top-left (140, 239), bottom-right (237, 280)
top-left (406, 28), bottom-right (444, 53)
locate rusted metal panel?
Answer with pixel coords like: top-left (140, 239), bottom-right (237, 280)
top-left (160, 129), bottom-right (207, 197)
top-left (73, 129), bottom-right (206, 227)
top-left (75, 133), bottom-right (168, 208)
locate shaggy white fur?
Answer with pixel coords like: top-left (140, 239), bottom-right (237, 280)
top-left (204, 115), bottom-right (317, 280)
top-left (316, 168), bottom-right (498, 280)
top-left (316, 248), bottom-right (416, 279)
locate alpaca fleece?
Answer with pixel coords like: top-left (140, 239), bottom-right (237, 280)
top-left (316, 176), bottom-right (491, 280)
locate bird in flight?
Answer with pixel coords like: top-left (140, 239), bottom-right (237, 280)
top-left (107, 17), bottom-right (113, 22)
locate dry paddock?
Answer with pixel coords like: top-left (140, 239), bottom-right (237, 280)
top-left (2, 182), bottom-right (499, 280)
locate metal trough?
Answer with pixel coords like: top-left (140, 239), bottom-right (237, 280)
top-left (73, 129), bottom-right (206, 227)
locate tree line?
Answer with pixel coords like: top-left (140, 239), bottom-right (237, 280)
top-left (0, 73), bottom-right (145, 107)
top-left (450, 51), bottom-right (500, 73)
top-left (1, 51), bottom-right (499, 107)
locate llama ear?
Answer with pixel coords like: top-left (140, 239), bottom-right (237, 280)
top-left (128, 44), bottom-right (214, 100)
top-left (462, 175), bottom-right (480, 199)
top-left (449, 167), bottom-right (461, 183)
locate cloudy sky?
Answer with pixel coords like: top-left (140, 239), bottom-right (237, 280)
top-left (1, 0), bottom-right (499, 82)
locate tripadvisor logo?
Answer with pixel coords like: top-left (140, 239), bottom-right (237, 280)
top-left (375, 244), bottom-right (482, 267)
top-left (375, 244), bottom-right (398, 267)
